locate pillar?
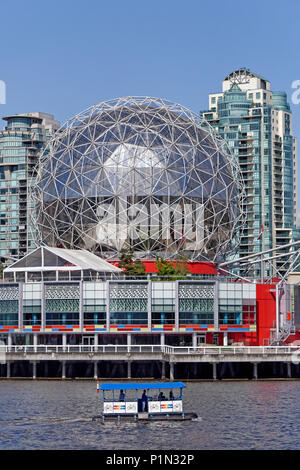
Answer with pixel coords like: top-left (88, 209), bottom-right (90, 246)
top-left (170, 362), bottom-right (175, 380)
top-left (127, 361), bottom-right (131, 379)
top-left (287, 362), bottom-right (292, 378)
top-left (192, 332), bottom-right (197, 349)
top-left (32, 361), bottom-right (37, 380)
top-left (44, 361), bottom-right (49, 378)
top-left (94, 361), bottom-right (98, 380)
top-left (62, 334), bottom-right (67, 352)
top-left (223, 332), bottom-right (228, 347)
top-left (212, 363), bottom-right (217, 380)
top-left (253, 362), bottom-right (258, 380)
top-left (127, 333), bottom-right (131, 352)
top-left (160, 333), bottom-right (165, 348)
top-left (6, 361), bottom-right (10, 378)
top-left (62, 361), bottom-right (66, 380)
top-left (79, 280), bottom-right (83, 331)
top-left (94, 334), bottom-right (98, 352)
top-left (8, 334), bottom-right (12, 351)
top-left (161, 361), bottom-right (166, 379)
top-left (33, 334), bottom-right (38, 353)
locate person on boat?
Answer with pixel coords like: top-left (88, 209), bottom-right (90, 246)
top-left (119, 389), bottom-right (125, 401)
top-left (141, 390), bottom-right (147, 411)
top-left (169, 390), bottom-right (174, 400)
top-left (158, 391), bottom-right (166, 400)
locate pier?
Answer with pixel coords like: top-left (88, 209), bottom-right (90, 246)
top-left (1, 345), bottom-right (300, 380)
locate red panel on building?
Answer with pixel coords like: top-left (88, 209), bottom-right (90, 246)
top-left (108, 259), bottom-right (218, 275)
top-left (256, 284), bottom-right (276, 346)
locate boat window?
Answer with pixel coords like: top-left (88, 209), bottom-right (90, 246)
top-left (119, 389), bottom-right (137, 402)
top-left (103, 390), bottom-right (115, 401)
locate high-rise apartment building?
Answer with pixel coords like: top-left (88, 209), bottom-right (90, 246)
top-left (201, 68), bottom-right (299, 277)
top-left (0, 112), bottom-right (60, 265)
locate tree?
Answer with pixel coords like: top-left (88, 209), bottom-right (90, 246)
top-left (154, 255), bottom-right (189, 280)
top-left (155, 256), bottom-right (177, 278)
top-left (118, 249), bottom-right (146, 276)
top-left (173, 254), bottom-right (189, 277)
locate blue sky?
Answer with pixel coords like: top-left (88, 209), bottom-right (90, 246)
top-left (1, 0), bottom-right (299, 121)
top-left (1, 0), bottom-right (300, 205)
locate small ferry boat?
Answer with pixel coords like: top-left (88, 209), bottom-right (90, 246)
top-left (97, 382), bottom-right (198, 421)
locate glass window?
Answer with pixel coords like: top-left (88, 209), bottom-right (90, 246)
top-left (45, 283), bottom-right (80, 326)
top-left (110, 282), bottom-right (148, 325)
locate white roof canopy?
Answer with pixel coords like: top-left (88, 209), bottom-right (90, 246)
top-left (4, 246), bottom-right (122, 273)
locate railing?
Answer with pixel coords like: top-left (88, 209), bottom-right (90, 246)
top-left (1, 345), bottom-right (300, 355)
top-left (0, 345), bottom-right (164, 354)
top-left (163, 346), bottom-right (300, 355)
top-left (269, 322), bottom-right (296, 346)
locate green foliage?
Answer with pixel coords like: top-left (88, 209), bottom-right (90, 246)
top-left (117, 250), bottom-right (189, 279)
top-left (154, 255), bottom-right (189, 280)
top-left (155, 256), bottom-right (177, 277)
top-left (174, 254), bottom-right (189, 276)
top-left (118, 249), bottom-right (146, 276)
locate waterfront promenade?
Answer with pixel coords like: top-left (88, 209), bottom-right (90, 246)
top-left (1, 345), bottom-right (300, 380)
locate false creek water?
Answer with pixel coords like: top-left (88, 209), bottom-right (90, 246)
top-left (1, 379), bottom-right (300, 450)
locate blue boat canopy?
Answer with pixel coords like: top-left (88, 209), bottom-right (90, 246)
top-left (100, 382), bottom-right (186, 391)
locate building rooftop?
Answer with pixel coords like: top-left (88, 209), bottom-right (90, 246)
top-left (3, 246), bottom-right (122, 274)
top-left (224, 68), bottom-right (269, 83)
top-left (2, 112), bottom-right (57, 122)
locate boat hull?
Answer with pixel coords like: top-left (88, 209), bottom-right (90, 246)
top-left (94, 412), bottom-right (198, 422)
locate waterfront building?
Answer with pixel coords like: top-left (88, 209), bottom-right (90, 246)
top-left (0, 97), bottom-right (298, 359)
top-left (0, 247), bottom-right (256, 346)
top-left (0, 112), bottom-right (60, 265)
top-left (201, 68), bottom-right (299, 277)
top-left (0, 245), bottom-right (299, 349)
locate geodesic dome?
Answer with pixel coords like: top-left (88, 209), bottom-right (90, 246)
top-left (30, 97), bottom-right (245, 262)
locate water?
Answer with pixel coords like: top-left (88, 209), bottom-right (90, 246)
top-left (1, 379), bottom-right (300, 449)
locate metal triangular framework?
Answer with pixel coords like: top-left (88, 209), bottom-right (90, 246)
top-left (30, 97), bottom-right (245, 261)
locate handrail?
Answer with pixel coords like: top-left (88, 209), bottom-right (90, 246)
top-left (0, 345), bottom-right (300, 355)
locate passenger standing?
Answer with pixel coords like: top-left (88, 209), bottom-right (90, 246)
top-left (142, 390), bottom-right (147, 412)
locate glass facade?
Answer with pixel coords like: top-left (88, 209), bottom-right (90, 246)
top-left (0, 113), bottom-right (60, 265)
top-left (45, 283), bottom-right (80, 326)
top-left (83, 282), bottom-right (106, 326)
top-left (0, 284), bottom-right (19, 326)
top-left (152, 282), bottom-right (175, 325)
top-left (23, 283), bottom-right (42, 326)
top-left (0, 279), bottom-right (257, 333)
top-left (201, 69), bottom-right (299, 277)
top-left (219, 282), bottom-right (256, 325)
top-left (110, 282), bottom-right (148, 325)
top-left (178, 282), bottom-right (214, 325)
